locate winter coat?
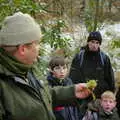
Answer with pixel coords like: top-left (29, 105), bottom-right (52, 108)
top-left (85, 99), bottom-right (120, 120)
top-left (69, 46), bottom-right (115, 98)
top-left (47, 73), bottom-right (81, 120)
top-left (0, 48), bottom-right (76, 120)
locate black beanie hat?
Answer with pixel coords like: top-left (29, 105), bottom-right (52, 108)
top-left (87, 31), bottom-right (102, 44)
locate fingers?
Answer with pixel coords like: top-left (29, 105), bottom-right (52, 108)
top-left (75, 83), bottom-right (92, 99)
top-left (77, 90), bottom-right (90, 99)
top-left (76, 83), bottom-right (87, 91)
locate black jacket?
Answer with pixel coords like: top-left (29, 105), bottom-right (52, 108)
top-left (47, 73), bottom-right (80, 120)
top-left (116, 87), bottom-right (120, 117)
top-left (69, 46), bottom-right (115, 98)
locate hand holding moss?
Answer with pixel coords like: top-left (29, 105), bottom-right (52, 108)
top-left (75, 83), bottom-right (91, 99)
top-left (75, 80), bottom-right (97, 100)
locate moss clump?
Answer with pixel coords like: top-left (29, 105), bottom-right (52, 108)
top-left (86, 80), bottom-right (97, 100)
top-left (86, 80), bottom-right (97, 90)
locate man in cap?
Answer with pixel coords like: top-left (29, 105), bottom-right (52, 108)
top-left (69, 31), bottom-right (115, 98)
top-left (0, 12), bottom-right (91, 120)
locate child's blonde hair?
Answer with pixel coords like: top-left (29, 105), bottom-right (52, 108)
top-left (101, 91), bottom-right (116, 101)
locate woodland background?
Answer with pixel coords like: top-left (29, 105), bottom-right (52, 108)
top-left (0, 0), bottom-right (120, 81)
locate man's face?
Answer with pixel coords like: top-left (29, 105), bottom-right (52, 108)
top-left (100, 98), bottom-right (116, 112)
top-left (51, 65), bottom-right (68, 79)
top-left (20, 40), bottom-right (40, 65)
top-left (87, 40), bottom-right (100, 52)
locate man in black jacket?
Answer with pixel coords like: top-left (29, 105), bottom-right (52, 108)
top-left (69, 31), bottom-right (115, 98)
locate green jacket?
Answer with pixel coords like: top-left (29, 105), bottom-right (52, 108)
top-left (0, 67), bottom-right (76, 120)
top-left (0, 49), bottom-right (76, 120)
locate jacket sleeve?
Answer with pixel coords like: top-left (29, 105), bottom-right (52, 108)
top-left (104, 55), bottom-right (115, 92)
top-left (69, 54), bottom-right (82, 84)
top-left (50, 85), bottom-right (77, 106)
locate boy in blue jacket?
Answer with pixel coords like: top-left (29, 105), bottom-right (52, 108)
top-left (47, 56), bottom-right (81, 120)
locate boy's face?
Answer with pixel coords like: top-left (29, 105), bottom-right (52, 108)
top-left (51, 65), bottom-right (68, 79)
top-left (100, 98), bottom-right (116, 112)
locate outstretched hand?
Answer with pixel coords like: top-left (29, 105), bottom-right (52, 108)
top-left (75, 83), bottom-right (91, 99)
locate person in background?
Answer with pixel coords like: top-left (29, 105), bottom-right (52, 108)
top-left (47, 56), bottom-right (82, 120)
top-left (69, 31), bottom-right (115, 98)
top-left (0, 12), bottom-right (91, 120)
top-left (82, 91), bottom-right (119, 120)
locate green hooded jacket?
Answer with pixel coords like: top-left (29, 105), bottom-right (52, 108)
top-left (0, 48), bottom-right (76, 120)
